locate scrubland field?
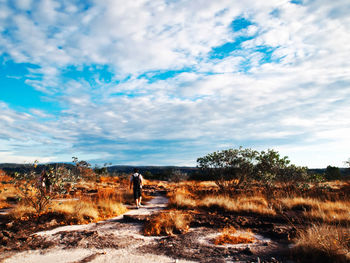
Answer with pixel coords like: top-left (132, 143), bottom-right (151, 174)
top-left (0, 161), bottom-right (349, 263)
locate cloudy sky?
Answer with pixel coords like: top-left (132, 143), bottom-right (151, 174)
top-left (0, 0), bottom-right (349, 167)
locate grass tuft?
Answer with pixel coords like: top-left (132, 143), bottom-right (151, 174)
top-left (293, 223), bottom-right (350, 263)
top-left (214, 226), bottom-right (256, 245)
top-left (144, 210), bottom-right (192, 236)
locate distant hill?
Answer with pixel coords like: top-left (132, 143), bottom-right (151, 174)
top-left (1, 163), bottom-right (349, 180)
top-left (309, 168), bottom-right (350, 177)
top-left (0, 163), bottom-right (198, 178)
top-left (0, 163), bottom-right (75, 174)
top-left (107, 165), bottom-right (197, 173)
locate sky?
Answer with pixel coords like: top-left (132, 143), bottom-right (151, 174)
top-left (0, 0), bottom-right (350, 168)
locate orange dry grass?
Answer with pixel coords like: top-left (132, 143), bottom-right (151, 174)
top-left (0, 173), bottom-right (16, 203)
top-left (144, 210), bottom-right (192, 236)
top-left (50, 196), bottom-right (128, 223)
top-left (169, 190), bottom-right (276, 216)
top-left (0, 185), bottom-right (17, 201)
top-left (10, 196), bottom-right (127, 224)
top-left (203, 195), bottom-right (276, 215)
top-left (97, 198), bottom-right (128, 218)
top-left (97, 187), bottom-right (118, 199)
top-left (214, 226), bottom-right (256, 245)
top-left (50, 199), bottom-right (99, 223)
top-left (306, 203), bottom-right (350, 223)
top-left (280, 197), bottom-right (350, 223)
top-left (9, 203), bottom-right (36, 220)
top-left (168, 187), bottom-right (197, 208)
top-left (99, 176), bottom-right (121, 184)
top-left (0, 200), bottom-right (10, 209)
top-left (293, 223), bottom-right (350, 262)
top-left (0, 170), bottom-right (12, 182)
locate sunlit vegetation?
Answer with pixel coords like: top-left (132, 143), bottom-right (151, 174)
top-left (292, 224), bottom-right (350, 263)
top-left (0, 169), bottom-right (17, 209)
top-left (2, 162), bottom-right (131, 224)
top-left (144, 209), bottom-right (192, 236)
top-left (169, 187), bottom-right (276, 216)
top-left (279, 197), bottom-right (350, 223)
top-left (214, 226), bottom-right (256, 245)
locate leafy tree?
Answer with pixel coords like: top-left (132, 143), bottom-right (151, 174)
top-left (325, 165), bottom-right (341, 180)
top-left (72, 157), bottom-right (94, 180)
top-left (170, 169), bottom-right (188, 183)
top-left (12, 161), bottom-right (81, 217)
top-left (255, 149), bottom-right (290, 183)
top-left (197, 147), bottom-right (258, 191)
top-left (197, 147), bottom-right (310, 193)
top-left (94, 162), bottom-right (112, 181)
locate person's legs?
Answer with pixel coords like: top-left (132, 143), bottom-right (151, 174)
top-left (134, 188), bottom-right (141, 208)
top-left (133, 188), bottom-right (138, 208)
top-left (138, 196), bottom-right (142, 206)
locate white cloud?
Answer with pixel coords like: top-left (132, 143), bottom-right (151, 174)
top-left (15, 0), bottom-right (32, 10)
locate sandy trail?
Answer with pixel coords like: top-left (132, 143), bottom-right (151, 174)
top-left (3, 195), bottom-right (195, 263)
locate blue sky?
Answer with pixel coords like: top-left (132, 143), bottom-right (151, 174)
top-left (1, 0), bottom-right (350, 168)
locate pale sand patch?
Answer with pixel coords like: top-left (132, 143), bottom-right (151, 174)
top-left (3, 248), bottom-right (195, 263)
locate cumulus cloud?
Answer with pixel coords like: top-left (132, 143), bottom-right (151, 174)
top-left (0, 0), bottom-right (349, 166)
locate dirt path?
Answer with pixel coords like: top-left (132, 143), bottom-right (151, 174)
top-left (2, 195), bottom-right (195, 263)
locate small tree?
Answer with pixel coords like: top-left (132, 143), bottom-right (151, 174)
top-left (12, 161), bottom-right (80, 217)
top-left (325, 165), bottom-right (341, 180)
top-left (197, 147), bottom-right (258, 191)
top-left (197, 147), bottom-right (310, 195)
top-left (255, 149), bottom-right (290, 183)
top-left (170, 169), bottom-right (188, 183)
top-left (72, 157), bottom-right (94, 180)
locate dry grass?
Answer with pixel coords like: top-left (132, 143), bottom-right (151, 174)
top-left (280, 197), bottom-right (350, 223)
top-left (200, 195), bottom-right (276, 215)
top-left (9, 197), bottom-right (127, 224)
top-left (214, 226), bottom-right (256, 245)
top-left (9, 203), bottom-right (36, 220)
top-left (0, 200), bottom-right (10, 209)
top-left (0, 171), bottom-right (17, 203)
top-left (50, 197), bottom-right (128, 223)
top-left (169, 187), bottom-right (276, 216)
top-left (168, 187), bottom-right (198, 208)
top-left (144, 210), bottom-right (192, 236)
top-left (293, 223), bottom-right (350, 263)
top-left (45, 199), bottom-right (99, 223)
top-left (97, 198), bottom-right (128, 218)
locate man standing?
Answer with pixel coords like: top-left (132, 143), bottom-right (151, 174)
top-left (129, 168), bottom-right (143, 208)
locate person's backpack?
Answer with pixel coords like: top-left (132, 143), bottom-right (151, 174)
top-left (132, 173), bottom-right (141, 189)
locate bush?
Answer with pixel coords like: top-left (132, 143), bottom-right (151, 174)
top-left (197, 147), bottom-right (309, 192)
top-left (144, 210), bottom-right (192, 236)
top-left (12, 161), bottom-right (80, 216)
top-left (325, 166), bottom-right (341, 180)
top-left (197, 147), bottom-right (258, 191)
top-left (292, 223), bottom-right (350, 263)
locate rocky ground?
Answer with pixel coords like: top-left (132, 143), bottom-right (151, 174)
top-left (0, 191), bottom-right (295, 263)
